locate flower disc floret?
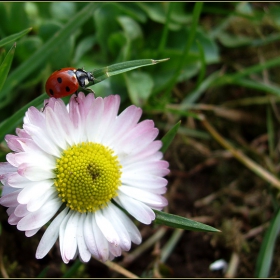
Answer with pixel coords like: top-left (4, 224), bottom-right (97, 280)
top-left (54, 142), bottom-right (122, 212)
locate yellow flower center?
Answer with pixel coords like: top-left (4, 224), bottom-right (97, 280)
top-left (54, 142), bottom-right (122, 213)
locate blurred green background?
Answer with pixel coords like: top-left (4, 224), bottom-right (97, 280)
top-left (1, 2), bottom-right (280, 278)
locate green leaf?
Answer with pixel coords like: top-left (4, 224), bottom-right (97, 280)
top-left (154, 210), bottom-right (220, 233)
top-left (160, 121), bottom-right (181, 153)
top-left (255, 208), bottom-right (280, 277)
top-left (73, 36), bottom-right (96, 65)
top-left (50, 2), bottom-right (77, 22)
top-left (91, 58), bottom-right (170, 84)
top-left (0, 27), bottom-right (32, 48)
top-left (117, 16), bottom-right (143, 41)
top-left (0, 43), bottom-right (16, 92)
top-left (125, 71), bottom-right (154, 106)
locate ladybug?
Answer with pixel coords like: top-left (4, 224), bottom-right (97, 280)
top-left (45, 67), bottom-right (94, 98)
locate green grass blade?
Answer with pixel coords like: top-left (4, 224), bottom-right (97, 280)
top-left (266, 106), bottom-right (274, 158)
top-left (154, 210), bottom-right (220, 233)
top-left (228, 78), bottom-right (280, 97)
top-left (0, 27), bottom-right (32, 47)
top-left (92, 58), bottom-right (169, 84)
top-left (212, 56), bottom-right (280, 87)
top-left (182, 70), bottom-right (221, 105)
top-left (195, 39), bottom-right (207, 89)
top-left (0, 94), bottom-right (45, 141)
top-left (62, 259), bottom-right (82, 278)
top-left (157, 2), bottom-right (174, 55)
top-left (161, 121), bottom-right (181, 153)
top-left (0, 43), bottom-right (16, 92)
top-left (37, 266), bottom-right (49, 278)
top-left (255, 208), bottom-right (280, 277)
top-left (0, 2), bottom-right (100, 108)
top-left (164, 2), bottom-right (203, 95)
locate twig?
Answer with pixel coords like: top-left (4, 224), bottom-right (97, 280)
top-left (224, 252), bottom-right (239, 278)
top-left (200, 115), bottom-right (280, 190)
top-left (95, 258), bottom-right (139, 278)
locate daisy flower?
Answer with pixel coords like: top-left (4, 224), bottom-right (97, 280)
top-left (0, 93), bottom-right (169, 263)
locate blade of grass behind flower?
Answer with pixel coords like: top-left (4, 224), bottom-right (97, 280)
top-left (0, 43), bottom-right (16, 92)
top-left (255, 208), bottom-right (280, 277)
top-left (0, 27), bottom-right (32, 47)
top-left (160, 121), bottom-right (181, 153)
top-left (211, 56), bottom-right (280, 88)
top-left (62, 259), bottom-right (82, 278)
top-left (164, 2), bottom-right (203, 97)
top-left (37, 266), bottom-right (49, 278)
top-left (229, 78), bottom-right (280, 97)
top-left (181, 70), bottom-right (221, 105)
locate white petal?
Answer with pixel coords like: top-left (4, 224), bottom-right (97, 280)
top-left (45, 106), bottom-right (68, 150)
top-left (122, 160), bottom-right (169, 177)
top-left (114, 195), bottom-right (155, 224)
top-left (0, 162), bottom-right (17, 175)
top-left (14, 204), bottom-right (29, 217)
top-left (59, 209), bottom-right (72, 264)
top-left (36, 207), bottom-right (69, 259)
top-left (83, 213), bottom-right (109, 261)
top-left (83, 214), bottom-right (99, 257)
top-left (8, 173), bottom-right (37, 188)
top-left (17, 198), bottom-right (62, 231)
top-left (103, 105), bottom-right (142, 147)
top-left (25, 227), bottom-right (41, 237)
top-left (102, 204), bottom-right (131, 251)
top-left (62, 211), bottom-right (79, 261)
top-left (18, 163), bottom-right (54, 181)
top-left (121, 174), bottom-right (168, 189)
top-left (119, 185), bottom-right (168, 209)
top-left (23, 123), bottom-right (61, 157)
top-left (95, 95), bottom-right (120, 143)
top-left (111, 204), bottom-right (141, 245)
top-left (91, 213), bottom-right (110, 261)
top-left (53, 100), bottom-right (76, 146)
top-left (17, 180), bottom-right (53, 204)
top-left (1, 185), bottom-right (17, 196)
top-left (85, 97), bottom-right (104, 142)
top-left (95, 210), bottom-right (120, 246)
top-left (121, 150), bottom-right (163, 166)
top-left (8, 212), bottom-right (21, 225)
top-left (76, 213), bottom-right (91, 262)
top-left (0, 189), bottom-right (21, 207)
top-left (27, 188), bottom-right (56, 212)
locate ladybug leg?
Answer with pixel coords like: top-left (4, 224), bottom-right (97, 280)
top-left (74, 91), bottom-right (80, 104)
top-left (41, 102), bottom-right (49, 113)
top-left (85, 87), bottom-right (95, 94)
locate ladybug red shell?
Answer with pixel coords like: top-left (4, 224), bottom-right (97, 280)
top-left (45, 67), bottom-right (94, 98)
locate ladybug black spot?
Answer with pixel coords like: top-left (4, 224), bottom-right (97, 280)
top-left (57, 77), bottom-right (62, 83)
top-left (49, 89), bottom-right (54, 95)
top-left (65, 86), bottom-right (71, 92)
